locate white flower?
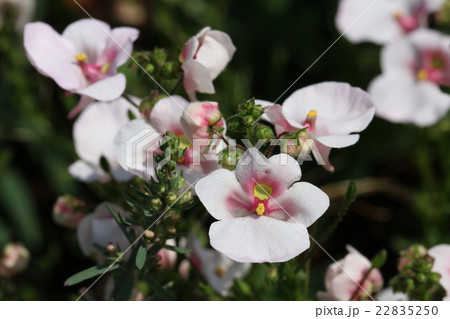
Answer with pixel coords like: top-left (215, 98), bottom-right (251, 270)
top-left (259, 82), bottom-right (375, 172)
top-left (188, 235), bottom-right (251, 296)
top-left (317, 245), bottom-right (384, 301)
top-left (429, 244), bottom-right (450, 301)
top-left (369, 29), bottom-right (450, 126)
top-left (180, 27), bottom-right (236, 101)
top-left (69, 97), bottom-right (139, 183)
top-left (336, 0), bottom-right (445, 44)
top-left (195, 148), bottom-right (329, 263)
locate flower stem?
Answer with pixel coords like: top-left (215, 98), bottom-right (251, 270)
top-left (122, 94), bottom-right (140, 108)
top-left (264, 131), bottom-right (290, 157)
top-left (349, 266), bottom-right (374, 301)
top-left (170, 75), bottom-right (183, 95)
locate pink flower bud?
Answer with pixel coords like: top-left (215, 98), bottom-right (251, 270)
top-left (181, 101), bottom-right (224, 140)
top-left (53, 195), bottom-right (86, 228)
top-left (0, 243), bottom-right (30, 277)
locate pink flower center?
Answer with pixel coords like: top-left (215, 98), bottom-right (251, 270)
top-left (415, 50), bottom-right (450, 86)
top-left (75, 53), bottom-right (112, 84)
top-left (393, 3), bottom-right (426, 33)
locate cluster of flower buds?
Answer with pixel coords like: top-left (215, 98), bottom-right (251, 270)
top-left (227, 98), bottom-right (265, 132)
top-left (390, 244), bottom-right (446, 301)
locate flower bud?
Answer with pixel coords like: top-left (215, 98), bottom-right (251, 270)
top-left (181, 101), bottom-right (225, 141)
top-left (0, 243), bottom-right (30, 277)
top-left (53, 195), bottom-right (86, 228)
top-left (255, 125), bottom-right (275, 141)
top-left (144, 230), bottom-right (155, 239)
top-left (219, 148), bottom-right (244, 171)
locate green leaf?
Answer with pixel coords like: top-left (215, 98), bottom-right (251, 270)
top-left (99, 156), bottom-right (111, 173)
top-left (164, 244), bottom-right (190, 255)
top-left (64, 264), bottom-right (120, 286)
top-left (345, 181), bottom-right (357, 203)
top-left (145, 277), bottom-right (172, 300)
top-left (371, 249), bottom-right (387, 269)
top-left (106, 204), bottom-right (134, 242)
top-left (136, 244), bottom-right (147, 270)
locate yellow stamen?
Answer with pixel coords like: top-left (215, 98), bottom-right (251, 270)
top-left (253, 184), bottom-right (272, 200)
top-left (307, 109), bottom-right (318, 119)
top-left (392, 10), bottom-right (403, 19)
top-left (75, 53), bottom-right (87, 62)
top-left (417, 69), bottom-right (428, 81)
top-left (255, 203), bottom-right (265, 216)
top-left (215, 267), bottom-right (226, 277)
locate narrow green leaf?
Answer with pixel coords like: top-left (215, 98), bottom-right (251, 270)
top-left (136, 244), bottom-right (147, 270)
top-left (345, 181), bottom-right (357, 203)
top-left (145, 277), bottom-right (172, 300)
top-left (64, 264), bottom-right (119, 286)
top-left (164, 244), bottom-right (190, 255)
top-left (371, 249), bottom-right (387, 269)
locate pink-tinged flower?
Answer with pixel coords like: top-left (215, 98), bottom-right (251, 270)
top-left (180, 27), bottom-right (236, 101)
top-left (377, 288), bottom-right (409, 301)
top-left (336, 0), bottom-right (444, 45)
top-left (69, 97), bottom-right (139, 183)
top-left (23, 19), bottom-right (139, 118)
top-left (0, 243), bottom-right (30, 277)
top-left (114, 95), bottom-right (224, 185)
top-left (77, 202), bottom-right (131, 264)
top-left (188, 235), bottom-right (251, 296)
top-left (369, 29), bottom-right (450, 126)
top-left (317, 246), bottom-right (384, 301)
top-left (0, 0), bottom-right (35, 33)
top-left (260, 82), bottom-right (375, 172)
top-left (156, 238), bottom-right (177, 270)
top-left (195, 148), bottom-right (329, 263)
top-left (53, 195), bottom-right (86, 228)
top-left (429, 244), bottom-right (450, 301)
top-left (181, 101), bottom-right (226, 141)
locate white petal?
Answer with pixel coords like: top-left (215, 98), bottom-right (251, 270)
top-left (113, 119), bottom-right (162, 180)
top-left (23, 22), bottom-right (86, 91)
top-left (76, 73), bottom-right (126, 101)
top-left (335, 0), bottom-right (404, 44)
top-left (108, 27), bottom-right (140, 68)
top-left (369, 74), bottom-right (450, 126)
top-left (279, 182), bottom-right (330, 228)
top-left (68, 160), bottom-right (107, 182)
top-left (209, 216), bottom-right (310, 263)
top-left (282, 82), bottom-right (374, 137)
top-left (195, 169), bottom-right (251, 220)
top-left (73, 97), bottom-right (138, 171)
top-left (148, 95), bottom-right (188, 134)
top-left (235, 148), bottom-right (302, 198)
top-left (182, 59), bottom-right (215, 101)
top-left (195, 33), bottom-right (234, 80)
top-left (62, 19), bottom-right (111, 63)
top-left (315, 134), bottom-right (360, 148)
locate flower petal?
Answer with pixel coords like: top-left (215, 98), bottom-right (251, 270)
top-left (264, 104), bottom-right (297, 135)
top-left (315, 134), bottom-right (360, 148)
top-left (209, 216), bottom-right (310, 263)
top-left (148, 95), bottom-right (188, 135)
top-left (196, 33), bottom-right (235, 80)
top-left (195, 169), bottom-right (251, 220)
top-left (282, 82), bottom-right (374, 137)
top-left (278, 181), bottom-right (329, 228)
top-left (76, 73), bottom-right (126, 101)
top-left (113, 119), bottom-right (162, 180)
top-left (235, 148), bottom-right (302, 198)
top-left (335, 0), bottom-right (404, 44)
top-left (62, 19), bottom-right (111, 63)
top-left (68, 160), bottom-right (106, 182)
top-left (24, 22), bottom-right (86, 91)
top-left (73, 97), bottom-right (138, 171)
top-left (182, 59), bottom-right (215, 101)
top-left (106, 27), bottom-right (140, 68)
top-left (369, 74), bottom-right (450, 126)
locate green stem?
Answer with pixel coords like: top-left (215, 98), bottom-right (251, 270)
top-left (122, 94), bottom-right (140, 108)
top-left (349, 266), bottom-right (373, 301)
top-left (264, 131), bottom-right (290, 157)
top-left (170, 75), bottom-right (183, 95)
